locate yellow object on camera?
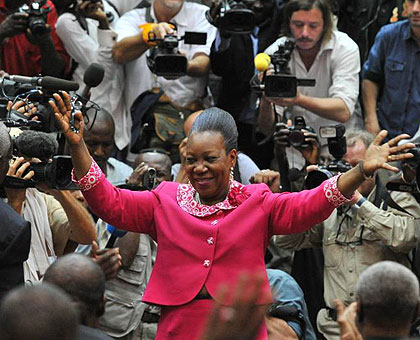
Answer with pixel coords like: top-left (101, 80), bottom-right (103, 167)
top-left (139, 23), bottom-right (158, 47)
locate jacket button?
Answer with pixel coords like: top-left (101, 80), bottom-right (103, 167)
top-left (207, 237), bottom-right (214, 245)
top-left (203, 260), bottom-right (211, 267)
top-left (216, 210), bottom-right (223, 216)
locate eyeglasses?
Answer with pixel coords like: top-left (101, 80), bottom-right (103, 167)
top-left (335, 206), bottom-right (365, 246)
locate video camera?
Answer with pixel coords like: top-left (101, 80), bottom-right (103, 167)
top-left (205, 0), bottom-right (256, 34)
top-left (0, 75), bottom-right (80, 132)
top-left (146, 29), bottom-right (207, 77)
top-left (18, 0), bottom-right (51, 36)
top-left (254, 38), bottom-right (316, 98)
top-left (305, 124), bottom-right (351, 189)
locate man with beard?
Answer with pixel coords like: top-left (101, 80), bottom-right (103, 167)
top-left (258, 0), bottom-right (360, 171)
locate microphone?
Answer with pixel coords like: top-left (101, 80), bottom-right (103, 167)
top-left (77, 63), bottom-right (105, 105)
top-left (254, 53), bottom-right (271, 72)
top-left (8, 75), bottom-right (80, 92)
top-left (70, 63), bottom-right (105, 132)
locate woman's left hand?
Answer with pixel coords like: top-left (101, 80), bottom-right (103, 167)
top-left (363, 130), bottom-right (415, 175)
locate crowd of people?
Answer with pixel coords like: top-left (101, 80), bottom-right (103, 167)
top-left (0, 0), bottom-right (420, 339)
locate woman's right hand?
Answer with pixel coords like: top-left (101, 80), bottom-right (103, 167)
top-left (49, 91), bottom-right (84, 145)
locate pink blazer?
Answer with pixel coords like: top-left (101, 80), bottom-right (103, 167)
top-left (80, 163), bottom-right (347, 306)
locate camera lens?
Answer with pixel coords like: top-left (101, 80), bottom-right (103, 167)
top-left (305, 169), bottom-right (332, 189)
top-left (288, 130), bottom-right (305, 147)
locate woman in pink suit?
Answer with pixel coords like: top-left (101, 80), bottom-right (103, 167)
top-left (50, 92), bottom-right (413, 340)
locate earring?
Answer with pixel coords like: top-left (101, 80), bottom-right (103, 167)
top-left (230, 167), bottom-right (234, 181)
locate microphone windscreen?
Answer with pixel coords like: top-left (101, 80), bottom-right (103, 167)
top-left (14, 130), bottom-right (58, 160)
top-left (254, 53), bottom-right (271, 72)
top-left (39, 76), bottom-right (80, 91)
top-left (83, 63), bottom-right (105, 88)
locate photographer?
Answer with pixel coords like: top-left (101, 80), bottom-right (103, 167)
top-left (257, 0), bottom-right (360, 170)
top-left (0, 0), bottom-right (69, 77)
top-left (208, 0), bottom-right (283, 158)
top-left (53, 0), bottom-right (131, 154)
top-left (111, 0), bottom-right (216, 162)
top-left (5, 130), bottom-right (96, 283)
top-left (98, 149), bottom-right (172, 340)
top-left (273, 129), bottom-right (420, 340)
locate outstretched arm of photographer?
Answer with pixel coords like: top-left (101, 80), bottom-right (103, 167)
top-left (266, 94), bottom-right (351, 123)
top-left (186, 52), bottom-right (210, 77)
top-left (257, 95), bottom-right (276, 136)
top-left (37, 33), bottom-right (66, 77)
top-left (362, 79), bottom-right (381, 136)
top-left (43, 189), bottom-right (96, 256)
top-left (113, 22), bottom-right (174, 64)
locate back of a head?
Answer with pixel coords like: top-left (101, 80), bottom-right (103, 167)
top-left (356, 261), bottom-right (419, 329)
top-left (0, 284), bottom-right (78, 340)
top-left (43, 253), bottom-right (106, 324)
top-left (84, 107), bottom-right (115, 137)
top-left (189, 107), bottom-right (238, 152)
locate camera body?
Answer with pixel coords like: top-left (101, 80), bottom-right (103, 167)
top-left (142, 167), bottom-right (157, 190)
top-left (264, 38), bottom-right (315, 97)
top-left (18, 0), bottom-right (51, 36)
top-left (305, 124), bottom-right (351, 189)
top-left (206, 0), bottom-right (256, 34)
top-left (147, 31), bottom-right (207, 77)
top-left (286, 116), bottom-right (315, 148)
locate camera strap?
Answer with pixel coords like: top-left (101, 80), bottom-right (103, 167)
top-left (373, 177), bottom-right (411, 216)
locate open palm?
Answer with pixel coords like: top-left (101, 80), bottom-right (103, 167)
top-left (49, 91), bottom-right (84, 145)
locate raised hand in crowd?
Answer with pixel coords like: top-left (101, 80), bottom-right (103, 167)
top-left (249, 169), bottom-right (281, 193)
top-left (334, 299), bottom-right (362, 340)
top-left (200, 272), bottom-right (269, 340)
top-left (90, 241), bottom-right (122, 280)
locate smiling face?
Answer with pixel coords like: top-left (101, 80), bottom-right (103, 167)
top-left (185, 131), bottom-right (237, 206)
top-left (290, 7), bottom-right (324, 51)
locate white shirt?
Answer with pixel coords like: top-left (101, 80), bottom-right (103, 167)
top-left (55, 4), bottom-right (131, 150)
top-left (115, 1), bottom-right (217, 110)
top-left (265, 30), bottom-right (360, 169)
top-left (106, 0), bottom-right (144, 15)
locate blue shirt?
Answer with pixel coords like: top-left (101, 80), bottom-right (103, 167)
top-left (267, 269), bottom-right (316, 340)
top-left (363, 20), bottom-right (420, 139)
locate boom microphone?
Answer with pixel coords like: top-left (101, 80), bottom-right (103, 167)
top-left (8, 75), bottom-right (80, 92)
top-left (78, 63), bottom-right (105, 104)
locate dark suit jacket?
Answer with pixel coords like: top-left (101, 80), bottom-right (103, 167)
top-left (0, 200), bottom-right (31, 300)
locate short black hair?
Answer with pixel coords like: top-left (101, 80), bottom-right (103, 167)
top-left (189, 107), bottom-right (238, 152)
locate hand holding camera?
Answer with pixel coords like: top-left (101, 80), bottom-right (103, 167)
top-left (125, 162), bottom-right (157, 191)
top-left (78, 0), bottom-right (109, 29)
top-left (0, 12), bottom-right (28, 40)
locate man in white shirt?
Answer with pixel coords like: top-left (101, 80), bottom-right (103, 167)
top-left (112, 0), bottom-right (216, 135)
top-left (54, 0), bottom-right (131, 153)
top-left (258, 0), bottom-right (360, 170)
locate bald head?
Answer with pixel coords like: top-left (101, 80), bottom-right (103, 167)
top-left (0, 122), bottom-right (12, 182)
top-left (0, 284), bottom-right (78, 340)
top-left (184, 110), bottom-right (203, 136)
top-left (43, 253), bottom-right (105, 323)
top-left (356, 261), bottom-right (419, 331)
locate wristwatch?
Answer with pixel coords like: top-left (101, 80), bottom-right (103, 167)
top-left (355, 197), bottom-right (367, 208)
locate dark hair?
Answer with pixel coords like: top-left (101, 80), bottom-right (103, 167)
top-left (43, 254), bottom-right (106, 324)
top-left (188, 107), bottom-right (238, 152)
top-left (282, 0), bottom-right (333, 42)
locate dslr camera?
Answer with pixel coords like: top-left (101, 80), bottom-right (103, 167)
top-left (205, 0), bottom-right (256, 34)
top-left (146, 29), bottom-right (207, 77)
top-left (286, 116), bottom-right (315, 148)
top-left (263, 38), bottom-right (315, 98)
top-left (18, 0), bottom-right (51, 36)
top-left (386, 145), bottom-right (420, 194)
top-left (305, 124), bottom-right (351, 189)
